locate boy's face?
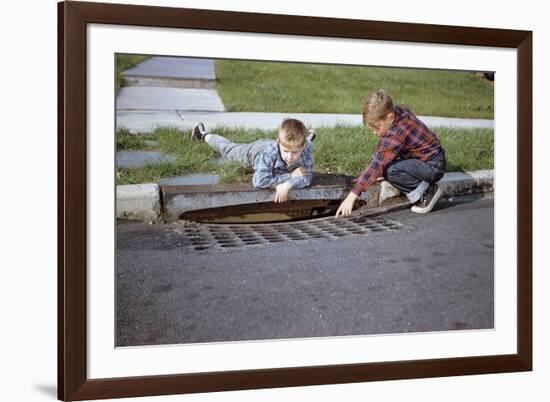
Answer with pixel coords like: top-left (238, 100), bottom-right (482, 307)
top-left (277, 136), bottom-right (304, 165)
top-left (366, 112), bottom-right (394, 137)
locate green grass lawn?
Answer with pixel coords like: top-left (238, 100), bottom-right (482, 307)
top-left (215, 60), bottom-right (494, 119)
top-left (116, 126), bottom-right (494, 185)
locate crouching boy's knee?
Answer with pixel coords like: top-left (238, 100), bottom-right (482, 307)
top-left (382, 162), bottom-right (400, 182)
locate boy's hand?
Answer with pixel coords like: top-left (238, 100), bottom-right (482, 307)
top-left (291, 167), bottom-right (307, 178)
top-left (274, 181), bottom-right (293, 203)
top-left (335, 192), bottom-right (359, 217)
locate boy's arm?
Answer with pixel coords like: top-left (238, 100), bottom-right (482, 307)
top-left (289, 144), bottom-right (314, 189)
top-left (337, 143), bottom-right (399, 217)
top-left (351, 130), bottom-right (405, 196)
top-left (252, 152), bottom-right (291, 188)
top-left (337, 129), bottom-right (406, 217)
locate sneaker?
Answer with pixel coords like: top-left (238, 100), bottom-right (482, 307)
top-left (411, 184), bottom-right (442, 214)
top-left (307, 129), bottom-right (316, 142)
top-left (190, 122), bottom-right (207, 141)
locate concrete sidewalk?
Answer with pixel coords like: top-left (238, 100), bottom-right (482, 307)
top-left (121, 57), bottom-right (217, 88)
top-left (117, 87), bottom-right (225, 112)
top-left (117, 110), bottom-right (494, 133)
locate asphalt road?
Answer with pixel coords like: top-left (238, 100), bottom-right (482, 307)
top-left (116, 194), bottom-right (494, 347)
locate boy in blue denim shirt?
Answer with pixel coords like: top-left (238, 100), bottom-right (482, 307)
top-left (191, 118), bottom-right (315, 203)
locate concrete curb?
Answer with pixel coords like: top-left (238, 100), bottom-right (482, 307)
top-left (116, 183), bottom-right (161, 223)
top-left (161, 181), bottom-right (379, 223)
top-left (116, 170), bottom-right (494, 223)
top-left (437, 170), bottom-right (494, 196)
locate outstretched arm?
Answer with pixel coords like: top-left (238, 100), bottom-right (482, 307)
top-left (351, 130), bottom-right (404, 196)
top-left (335, 192), bottom-right (358, 217)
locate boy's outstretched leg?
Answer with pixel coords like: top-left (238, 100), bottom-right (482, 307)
top-left (192, 124), bottom-right (257, 165)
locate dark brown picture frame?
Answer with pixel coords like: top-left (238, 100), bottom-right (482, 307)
top-left (58, 1), bottom-right (532, 400)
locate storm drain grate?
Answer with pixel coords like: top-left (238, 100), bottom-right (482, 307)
top-left (174, 214), bottom-right (407, 251)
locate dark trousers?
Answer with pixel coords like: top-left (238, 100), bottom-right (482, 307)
top-left (383, 150), bottom-right (446, 196)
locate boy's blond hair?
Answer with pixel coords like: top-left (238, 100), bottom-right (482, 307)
top-left (363, 90), bottom-right (394, 124)
top-left (279, 118), bottom-right (307, 148)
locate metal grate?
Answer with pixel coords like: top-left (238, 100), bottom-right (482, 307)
top-left (174, 214), bottom-right (406, 252)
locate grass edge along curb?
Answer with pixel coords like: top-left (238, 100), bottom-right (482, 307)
top-left (116, 125), bottom-right (494, 186)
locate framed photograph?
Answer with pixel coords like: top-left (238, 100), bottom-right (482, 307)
top-left (58, 1), bottom-right (532, 400)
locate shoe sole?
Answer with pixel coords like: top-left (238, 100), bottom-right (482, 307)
top-left (411, 187), bottom-right (443, 214)
top-left (191, 123), bottom-right (206, 141)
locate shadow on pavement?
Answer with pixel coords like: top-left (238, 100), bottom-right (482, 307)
top-left (433, 192), bottom-right (492, 212)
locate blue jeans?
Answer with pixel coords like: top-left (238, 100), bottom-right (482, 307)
top-left (382, 150), bottom-right (446, 203)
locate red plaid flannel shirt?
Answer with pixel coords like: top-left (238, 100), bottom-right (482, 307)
top-left (351, 106), bottom-right (443, 196)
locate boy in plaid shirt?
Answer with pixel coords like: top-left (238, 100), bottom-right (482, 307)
top-left (336, 90), bottom-right (446, 216)
top-left (191, 118), bottom-right (315, 203)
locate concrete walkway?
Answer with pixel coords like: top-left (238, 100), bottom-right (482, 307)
top-left (121, 57), bottom-right (217, 88)
top-left (117, 110), bottom-right (494, 133)
top-left (116, 56), bottom-right (494, 134)
top-left (117, 87), bottom-right (225, 112)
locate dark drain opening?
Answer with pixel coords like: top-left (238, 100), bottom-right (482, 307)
top-left (179, 199), bottom-right (365, 224)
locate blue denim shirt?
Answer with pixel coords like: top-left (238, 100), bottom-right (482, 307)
top-left (252, 141), bottom-right (314, 189)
